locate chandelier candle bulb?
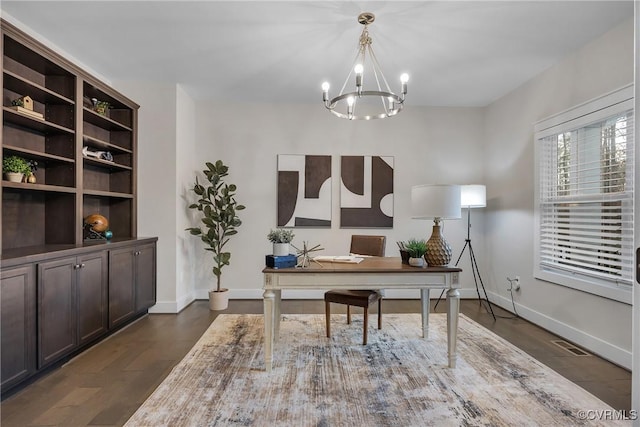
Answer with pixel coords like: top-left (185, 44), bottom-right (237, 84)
top-left (322, 82), bottom-right (330, 102)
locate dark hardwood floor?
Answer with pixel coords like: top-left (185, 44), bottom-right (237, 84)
top-left (0, 299), bottom-right (631, 426)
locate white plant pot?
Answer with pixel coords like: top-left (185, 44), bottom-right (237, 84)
top-left (409, 257), bottom-right (425, 267)
top-left (5, 172), bottom-right (24, 183)
top-left (209, 288), bottom-right (229, 311)
top-left (273, 242), bottom-right (290, 256)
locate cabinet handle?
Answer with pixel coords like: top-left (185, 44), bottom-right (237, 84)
top-left (81, 263), bottom-right (85, 268)
top-left (73, 264), bottom-right (80, 269)
top-left (134, 251), bottom-right (140, 256)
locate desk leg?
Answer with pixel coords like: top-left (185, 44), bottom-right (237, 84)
top-left (420, 289), bottom-right (430, 339)
top-left (274, 289), bottom-right (282, 341)
top-left (446, 288), bottom-right (460, 368)
top-left (263, 289), bottom-right (276, 372)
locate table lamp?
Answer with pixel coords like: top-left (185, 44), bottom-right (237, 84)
top-left (411, 184), bottom-right (461, 266)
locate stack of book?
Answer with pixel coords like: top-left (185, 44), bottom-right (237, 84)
top-left (11, 105), bottom-right (44, 120)
top-left (265, 254), bottom-right (297, 269)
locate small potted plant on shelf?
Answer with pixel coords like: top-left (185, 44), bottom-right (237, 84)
top-left (267, 228), bottom-right (295, 256)
top-left (2, 155), bottom-right (30, 183)
top-left (186, 160), bottom-right (245, 311)
top-left (405, 239), bottom-right (427, 267)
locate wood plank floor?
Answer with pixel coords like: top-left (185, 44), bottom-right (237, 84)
top-left (1, 299), bottom-right (631, 426)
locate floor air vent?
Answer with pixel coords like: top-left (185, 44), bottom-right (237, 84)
top-left (551, 340), bottom-right (591, 356)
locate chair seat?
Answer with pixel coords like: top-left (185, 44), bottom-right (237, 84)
top-left (324, 290), bottom-right (381, 307)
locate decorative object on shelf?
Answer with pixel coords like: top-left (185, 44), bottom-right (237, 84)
top-left (25, 160), bottom-right (38, 183)
top-left (11, 95), bottom-right (33, 110)
top-left (267, 228), bottom-right (295, 256)
top-left (82, 146), bottom-right (114, 162)
top-left (2, 155), bottom-right (30, 182)
top-left (341, 156), bottom-right (393, 228)
top-left (10, 95), bottom-right (44, 120)
top-left (277, 154), bottom-right (331, 227)
top-left (83, 213), bottom-right (110, 240)
top-left (186, 160), bottom-right (245, 311)
top-left (91, 98), bottom-right (111, 116)
top-left (291, 241), bottom-right (324, 268)
top-left (411, 184), bottom-right (461, 266)
top-left (404, 239), bottom-right (427, 267)
top-left (321, 12), bottom-right (408, 120)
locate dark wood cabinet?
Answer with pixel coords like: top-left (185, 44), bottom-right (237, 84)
top-left (109, 246), bottom-right (136, 328)
top-left (109, 242), bottom-right (156, 327)
top-left (38, 257), bottom-right (77, 368)
top-left (1, 265), bottom-right (36, 393)
top-left (0, 20), bottom-right (156, 397)
top-left (1, 238), bottom-right (156, 395)
top-left (135, 243), bottom-right (156, 313)
top-left (77, 251), bottom-right (108, 345)
top-left (37, 251), bottom-right (107, 368)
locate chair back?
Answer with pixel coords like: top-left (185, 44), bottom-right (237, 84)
top-left (350, 235), bottom-right (386, 257)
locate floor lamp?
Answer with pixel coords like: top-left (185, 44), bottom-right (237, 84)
top-left (434, 185), bottom-right (495, 320)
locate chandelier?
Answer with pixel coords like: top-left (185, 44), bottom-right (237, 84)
top-left (322, 12), bottom-right (409, 120)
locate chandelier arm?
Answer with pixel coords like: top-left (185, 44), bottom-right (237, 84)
top-left (368, 53), bottom-right (391, 116)
top-left (368, 46), bottom-right (394, 93)
top-left (338, 48), bottom-right (362, 96)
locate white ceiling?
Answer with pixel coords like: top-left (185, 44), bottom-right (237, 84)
top-left (1, 1), bottom-right (633, 107)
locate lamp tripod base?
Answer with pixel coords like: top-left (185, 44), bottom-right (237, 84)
top-left (434, 238), bottom-right (496, 320)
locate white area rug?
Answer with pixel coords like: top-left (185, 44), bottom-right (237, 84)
top-left (125, 314), bottom-right (625, 426)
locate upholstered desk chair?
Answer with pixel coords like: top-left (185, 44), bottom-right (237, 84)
top-left (324, 235), bottom-right (386, 345)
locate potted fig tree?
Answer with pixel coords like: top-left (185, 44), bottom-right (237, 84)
top-left (186, 160), bottom-right (245, 310)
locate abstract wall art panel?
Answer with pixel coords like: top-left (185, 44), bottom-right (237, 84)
top-left (340, 156), bottom-right (394, 228)
top-left (277, 155), bottom-right (332, 227)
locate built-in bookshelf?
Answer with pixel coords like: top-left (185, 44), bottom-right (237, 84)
top-left (1, 19), bottom-right (139, 255)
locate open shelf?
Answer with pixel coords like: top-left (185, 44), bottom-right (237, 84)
top-left (2, 22), bottom-right (138, 252)
top-left (3, 70), bottom-right (75, 105)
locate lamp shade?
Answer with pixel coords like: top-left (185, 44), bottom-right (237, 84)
top-left (461, 185), bottom-right (486, 208)
top-left (411, 184), bottom-right (461, 220)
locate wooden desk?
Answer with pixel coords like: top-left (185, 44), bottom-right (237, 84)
top-left (262, 257), bottom-right (462, 371)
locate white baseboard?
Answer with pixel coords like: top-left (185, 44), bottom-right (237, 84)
top-left (148, 292), bottom-right (196, 314)
top-left (487, 291), bottom-right (632, 370)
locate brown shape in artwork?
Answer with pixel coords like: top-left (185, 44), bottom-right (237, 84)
top-left (341, 156), bottom-right (393, 228)
top-left (304, 155), bottom-right (331, 199)
top-left (277, 171), bottom-right (298, 226)
top-left (341, 156), bottom-right (364, 196)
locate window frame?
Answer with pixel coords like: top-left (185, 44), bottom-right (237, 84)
top-left (534, 84), bottom-right (634, 304)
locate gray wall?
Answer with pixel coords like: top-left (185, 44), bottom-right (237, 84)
top-left (483, 18), bottom-right (634, 367)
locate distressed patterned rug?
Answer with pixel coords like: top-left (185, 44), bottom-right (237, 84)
top-left (125, 314), bottom-right (623, 426)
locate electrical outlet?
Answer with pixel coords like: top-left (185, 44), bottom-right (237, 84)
top-left (513, 276), bottom-right (521, 291)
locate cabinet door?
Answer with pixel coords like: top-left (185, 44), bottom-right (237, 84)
top-left (109, 247), bottom-right (135, 328)
top-left (135, 243), bottom-right (156, 312)
top-left (1, 265), bottom-right (36, 392)
top-left (77, 251), bottom-right (108, 345)
top-left (38, 257), bottom-right (77, 368)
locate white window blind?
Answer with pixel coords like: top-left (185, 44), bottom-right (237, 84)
top-left (535, 86), bottom-right (634, 301)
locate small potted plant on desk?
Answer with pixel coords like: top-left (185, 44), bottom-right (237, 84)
top-left (405, 239), bottom-right (427, 267)
top-left (186, 160), bottom-right (245, 311)
top-left (267, 228), bottom-right (295, 256)
top-left (2, 155), bottom-right (30, 183)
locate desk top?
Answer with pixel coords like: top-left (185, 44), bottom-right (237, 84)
top-left (262, 256), bottom-right (462, 274)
